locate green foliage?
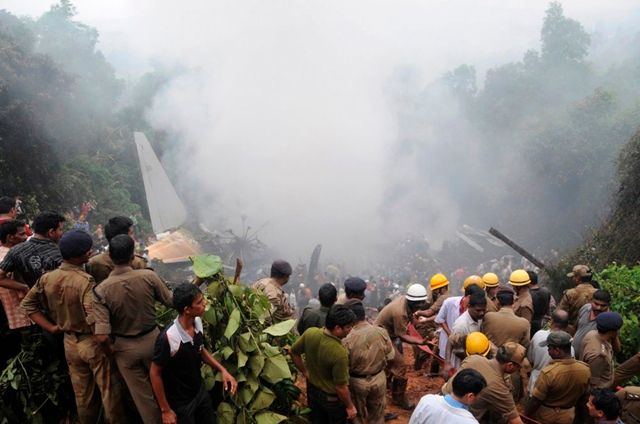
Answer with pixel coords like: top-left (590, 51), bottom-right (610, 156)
top-left (541, 2), bottom-right (590, 65)
top-left (595, 264), bottom-right (640, 362)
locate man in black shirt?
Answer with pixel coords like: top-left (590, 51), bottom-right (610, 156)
top-left (151, 283), bottom-right (237, 424)
top-left (528, 270), bottom-right (551, 336)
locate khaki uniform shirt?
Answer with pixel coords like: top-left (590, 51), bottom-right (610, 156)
top-left (513, 289), bottom-right (534, 322)
top-left (375, 296), bottom-right (409, 339)
top-left (485, 294), bottom-right (499, 313)
top-left (343, 320), bottom-right (394, 376)
top-left (616, 386), bottom-right (640, 424)
top-left (93, 267), bottom-right (173, 336)
top-left (481, 307), bottom-right (530, 349)
top-left (426, 292), bottom-right (449, 315)
top-left (531, 358), bottom-right (591, 408)
top-left (252, 277), bottom-right (294, 322)
top-left (557, 283), bottom-right (597, 325)
top-left (580, 329), bottom-right (614, 388)
top-left (444, 355), bottom-right (519, 423)
top-left (21, 263), bottom-right (95, 334)
top-left (87, 252), bottom-right (148, 284)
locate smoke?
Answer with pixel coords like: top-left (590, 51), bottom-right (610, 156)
top-left (6, 0), bottom-right (640, 267)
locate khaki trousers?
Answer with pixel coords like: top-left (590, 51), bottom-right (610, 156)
top-left (113, 328), bottom-right (161, 424)
top-left (535, 405), bottom-right (574, 424)
top-left (64, 333), bottom-right (125, 424)
top-left (387, 344), bottom-right (406, 379)
top-left (349, 371), bottom-right (386, 424)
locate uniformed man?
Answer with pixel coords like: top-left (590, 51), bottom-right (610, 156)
top-left (253, 259), bottom-right (295, 323)
top-left (481, 285), bottom-right (530, 349)
top-left (615, 353), bottom-right (640, 388)
top-left (557, 264), bottom-right (597, 334)
top-left (509, 269), bottom-right (533, 323)
top-left (342, 300), bottom-right (394, 424)
top-left (375, 284), bottom-right (429, 409)
top-left (444, 342), bottom-right (526, 424)
top-left (580, 312), bottom-right (623, 389)
top-left (412, 273), bottom-right (450, 372)
top-left (21, 230), bottom-right (124, 423)
top-left (297, 283), bottom-right (337, 335)
top-left (86, 216), bottom-right (148, 284)
top-left (616, 386), bottom-right (640, 424)
top-left (525, 331), bottom-right (591, 424)
top-left (482, 272), bottom-right (500, 313)
top-left (336, 276), bottom-right (367, 304)
top-left (93, 235), bottom-right (173, 424)
top-left (573, 290), bottom-right (611, 359)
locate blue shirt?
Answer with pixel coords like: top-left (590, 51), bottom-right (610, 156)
top-left (443, 394), bottom-right (469, 410)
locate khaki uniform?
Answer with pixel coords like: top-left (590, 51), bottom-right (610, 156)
top-left (580, 329), bottom-right (614, 388)
top-left (343, 321), bottom-right (394, 424)
top-left (513, 289), bottom-right (534, 322)
top-left (253, 277), bottom-right (294, 323)
top-left (21, 263), bottom-right (124, 424)
top-left (616, 386), bottom-right (640, 424)
top-left (615, 352), bottom-right (640, 387)
top-left (375, 296), bottom-right (410, 378)
top-left (443, 355), bottom-right (519, 423)
top-left (481, 308), bottom-right (530, 349)
top-left (93, 267), bottom-right (173, 424)
top-left (485, 294), bottom-right (499, 313)
top-left (557, 283), bottom-right (597, 331)
top-left (87, 252), bottom-right (148, 284)
top-left (530, 358), bottom-right (591, 424)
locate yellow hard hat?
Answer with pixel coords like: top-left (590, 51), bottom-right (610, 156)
top-left (482, 272), bottom-right (499, 288)
top-left (430, 273), bottom-right (449, 290)
top-left (466, 332), bottom-right (490, 357)
top-left (463, 275), bottom-right (485, 290)
top-left (509, 269), bottom-right (531, 286)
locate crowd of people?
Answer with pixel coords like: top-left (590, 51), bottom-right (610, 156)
top-left (0, 194), bottom-right (639, 424)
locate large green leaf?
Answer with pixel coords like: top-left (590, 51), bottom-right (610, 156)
top-left (224, 309), bottom-right (241, 339)
top-left (260, 354), bottom-right (292, 384)
top-left (250, 387), bottom-right (276, 411)
top-left (238, 332), bottom-right (256, 352)
top-left (238, 386), bottom-right (255, 406)
top-left (228, 284), bottom-right (244, 298)
top-left (221, 346), bottom-right (234, 359)
top-left (216, 402), bottom-right (235, 424)
top-left (254, 411), bottom-right (287, 424)
top-left (207, 280), bottom-right (223, 299)
top-left (237, 350), bottom-right (248, 368)
top-left (192, 255), bottom-right (223, 278)
top-left (260, 342), bottom-right (282, 358)
top-left (246, 373), bottom-right (260, 393)
top-left (263, 319), bottom-right (296, 336)
top-left (203, 306), bottom-right (217, 326)
top-left (249, 354), bottom-right (265, 377)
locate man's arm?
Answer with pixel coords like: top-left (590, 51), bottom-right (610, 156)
top-left (524, 395), bottom-right (542, 418)
top-left (290, 351), bottom-right (308, 380)
top-left (0, 269), bottom-right (29, 292)
top-left (335, 384), bottom-right (357, 420)
top-left (150, 362), bottom-right (177, 424)
top-left (151, 274), bottom-right (173, 307)
top-left (201, 348), bottom-right (237, 394)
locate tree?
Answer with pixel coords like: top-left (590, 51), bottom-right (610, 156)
top-left (541, 2), bottom-right (590, 65)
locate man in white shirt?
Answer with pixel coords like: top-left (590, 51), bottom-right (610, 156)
top-left (448, 292), bottom-right (487, 370)
top-left (410, 368), bottom-right (485, 424)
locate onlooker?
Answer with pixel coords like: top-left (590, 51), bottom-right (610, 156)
top-left (297, 283), bottom-right (337, 335)
top-left (587, 388), bottom-right (624, 424)
top-left (253, 260), bottom-right (295, 323)
top-left (528, 270), bottom-right (551, 335)
top-left (573, 290), bottom-right (612, 359)
top-left (0, 220), bottom-right (30, 330)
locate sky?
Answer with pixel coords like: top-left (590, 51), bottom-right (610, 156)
top-left (4, 0), bottom-right (640, 265)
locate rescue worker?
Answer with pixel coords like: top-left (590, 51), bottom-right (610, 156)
top-left (336, 276), bottom-right (367, 304)
top-left (253, 259), bottom-right (295, 323)
top-left (509, 269), bottom-right (533, 323)
top-left (21, 230), bottom-right (124, 423)
top-left (524, 331), bottom-right (591, 424)
top-left (444, 341), bottom-right (526, 424)
top-left (297, 283), bottom-right (337, 335)
top-left (616, 386), bottom-right (640, 424)
top-left (86, 216), bottom-right (148, 284)
top-left (529, 270), bottom-right (551, 335)
top-left (482, 272), bottom-right (500, 313)
top-left (580, 312), bottom-right (623, 389)
top-left (342, 300), bottom-right (394, 424)
top-left (557, 264), bottom-right (597, 334)
top-left (93, 235), bottom-right (174, 424)
top-left (375, 283), bottom-right (429, 409)
top-left (481, 285), bottom-right (530, 349)
top-left (448, 292), bottom-right (487, 370)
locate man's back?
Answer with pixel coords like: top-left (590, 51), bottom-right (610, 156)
top-left (481, 308), bottom-right (530, 348)
top-left (343, 321), bottom-right (393, 376)
top-left (558, 283), bottom-right (597, 324)
top-left (374, 296), bottom-right (408, 338)
top-left (409, 394), bottom-right (478, 424)
top-left (297, 305), bottom-right (330, 335)
top-left (253, 277), bottom-right (294, 322)
top-left (573, 304), bottom-right (596, 358)
top-left (532, 358), bottom-right (590, 408)
top-left (0, 238), bottom-right (62, 286)
top-left (87, 251), bottom-right (147, 284)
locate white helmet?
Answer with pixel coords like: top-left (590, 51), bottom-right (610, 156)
top-left (406, 284), bottom-right (428, 301)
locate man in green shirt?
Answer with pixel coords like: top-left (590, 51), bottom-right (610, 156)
top-left (291, 304), bottom-right (357, 423)
top-left (297, 283), bottom-right (337, 335)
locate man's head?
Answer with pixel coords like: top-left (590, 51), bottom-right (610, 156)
top-left (540, 330), bottom-right (573, 359)
top-left (587, 388), bottom-right (621, 421)
top-left (325, 304), bottom-right (356, 339)
top-left (467, 292), bottom-right (487, 322)
top-left (549, 309), bottom-right (569, 331)
top-left (463, 275), bottom-right (485, 292)
top-left (58, 230), bottom-right (93, 264)
top-left (405, 284), bottom-right (429, 312)
top-left (344, 277), bottom-right (367, 300)
top-left (482, 272), bottom-right (499, 297)
top-left (596, 312), bottom-right (623, 340)
top-left (495, 285), bottom-right (515, 307)
top-left (173, 283), bottom-right (206, 317)
top-left (0, 219), bottom-right (27, 247)
top-left (318, 283), bottom-right (338, 308)
top-left (527, 270), bottom-right (538, 287)
top-left (451, 368), bottom-right (487, 405)
top-left (33, 211), bottom-right (66, 242)
top-left (591, 290), bottom-right (611, 316)
top-left (0, 197), bottom-right (17, 217)
top-left (270, 260), bottom-right (292, 285)
top-left (508, 269), bottom-right (531, 295)
top-left (430, 273), bottom-right (449, 299)
top-left (104, 216), bottom-right (134, 242)
top-left (344, 299), bottom-right (366, 322)
top-left (567, 264), bottom-right (592, 285)
top-left (495, 342), bottom-right (526, 374)
top-left (109, 234), bottom-right (135, 265)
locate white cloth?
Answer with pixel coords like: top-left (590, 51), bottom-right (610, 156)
top-left (435, 296), bottom-right (463, 363)
top-left (527, 329), bottom-right (575, 393)
top-left (409, 394), bottom-right (479, 424)
top-left (449, 310), bottom-right (482, 368)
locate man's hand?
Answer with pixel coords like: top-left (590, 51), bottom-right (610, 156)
top-left (222, 370), bottom-right (238, 394)
top-left (346, 405), bottom-right (357, 420)
top-left (161, 409), bottom-right (177, 424)
top-left (48, 324), bottom-right (63, 334)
